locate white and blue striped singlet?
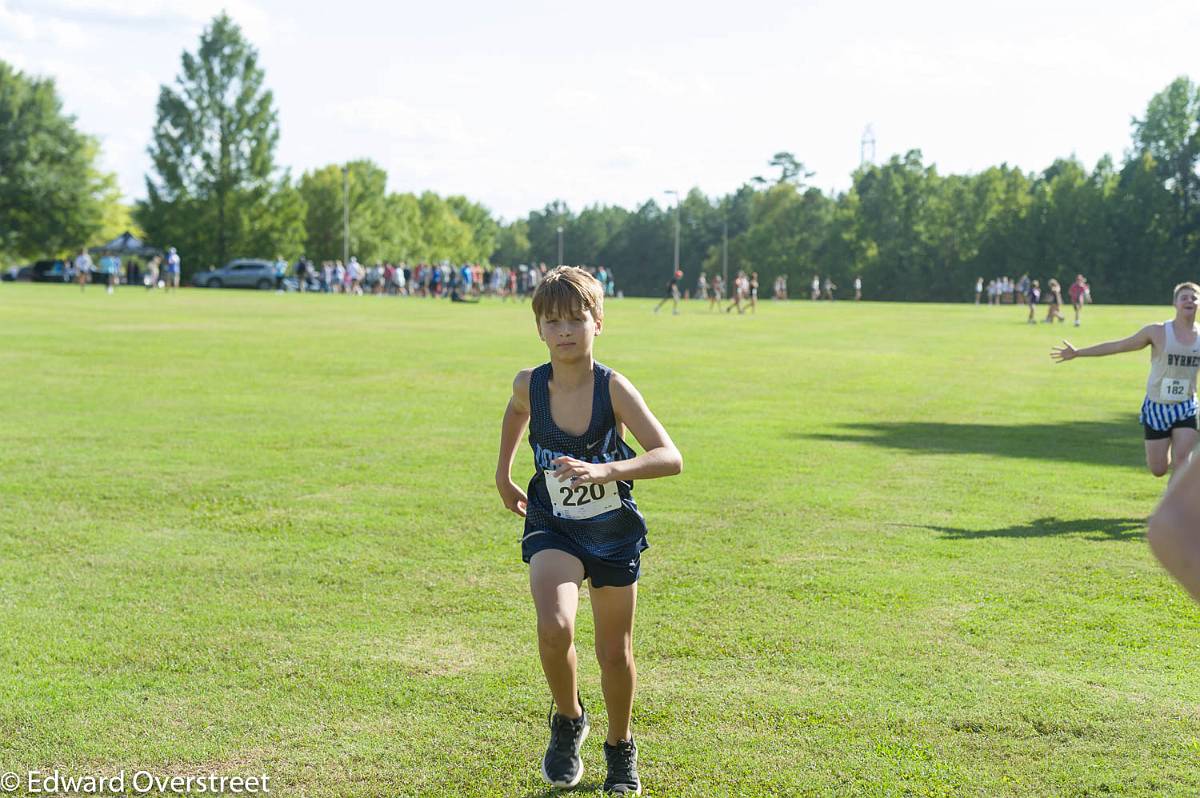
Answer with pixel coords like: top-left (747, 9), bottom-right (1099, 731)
top-left (523, 362), bottom-right (648, 561)
top-left (1140, 320), bottom-right (1200, 431)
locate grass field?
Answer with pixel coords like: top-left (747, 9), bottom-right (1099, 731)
top-left (1, 283), bottom-right (1198, 797)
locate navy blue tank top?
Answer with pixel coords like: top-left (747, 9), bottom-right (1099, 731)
top-left (524, 361), bottom-right (649, 561)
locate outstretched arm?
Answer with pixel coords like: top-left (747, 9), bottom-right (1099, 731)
top-left (495, 370), bottom-right (532, 517)
top-left (551, 372), bottom-right (682, 486)
top-left (1051, 324), bottom-right (1156, 362)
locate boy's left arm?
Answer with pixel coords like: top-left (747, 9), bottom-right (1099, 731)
top-left (551, 372), bottom-right (682, 486)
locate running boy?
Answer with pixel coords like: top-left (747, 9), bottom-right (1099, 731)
top-left (1051, 282), bottom-right (1200, 480)
top-left (709, 274), bottom-right (725, 311)
top-left (496, 266), bottom-right (682, 794)
top-left (1026, 280), bottom-right (1041, 323)
top-left (725, 269), bottom-right (746, 314)
top-left (1069, 274), bottom-right (1090, 327)
top-left (653, 269), bottom-right (683, 315)
top-left (1044, 278), bottom-right (1065, 323)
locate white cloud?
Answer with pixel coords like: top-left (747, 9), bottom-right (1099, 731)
top-left (328, 96), bottom-right (484, 148)
top-left (6, 0), bottom-right (1200, 218)
top-left (0, 0), bottom-right (36, 40)
top-left (9, 0), bottom-right (273, 42)
top-left (601, 145), bottom-right (652, 172)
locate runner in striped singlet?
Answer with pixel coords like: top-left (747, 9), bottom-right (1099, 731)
top-left (1052, 282), bottom-right (1200, 481)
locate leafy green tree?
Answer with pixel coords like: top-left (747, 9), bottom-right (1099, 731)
top-left (139, 13), bottom-right (299, 273)
top-left (674, 189), bottom-right (717, 278)
top-left (720, 183), bottom-right (833, 293)
top-left (0, 60), bottom-right (113, 261)
top-left (418, 192), bottom-right (473, 262)
top-left (599, 200), bottom-right (673, 295)
top-left (484, 76), bottom-right (1200, 301)
top-left (382, 192), bottom-right (424, 262)
top-left (527, 201), bottom-right (574, 266)
top-left (239, 175), bottom-right (306, 261)
top-left (847, 151), bottom-right (938, 299)
top-left (1109, 152), bottom-right (1179, 302)
top-left (768, 151), bottom-right (816, 186)
top-left (565, 205), bottom-right (628, 269)
top-left (969, 165), bottom-right (1035, 289)
top-left (823, 188), bottom-right (870, 289)
top-left (445, 195), bottom-right (499, 263)
top-left (1133, 76), bottom-right (1200, 235)
top-left (493, 219), bottom-right (531, 266)
top-left (1023, 158), bottom-right (1113, 293)
top-left (699, 185), bottom-right (759, 281)
top-left (95, 190), bottom-right (148, 245)
top-left (297, 165), bottom-right (341, 262)
top-left (299, 160), bottom-right (388, 263)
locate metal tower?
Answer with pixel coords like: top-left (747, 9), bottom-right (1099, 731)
top-left (860, 125), bottom-right (876, 167)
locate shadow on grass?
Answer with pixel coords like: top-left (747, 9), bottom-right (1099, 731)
top-left (797, 419), bottom-right (1144, 470)
top-left (521, 779), bottom-right (602, 798)
top-left (895, 516), bottom-right (1146, 542)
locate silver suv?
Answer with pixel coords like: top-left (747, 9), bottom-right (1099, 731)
top-left (192, 259), bottom-right (276, 289)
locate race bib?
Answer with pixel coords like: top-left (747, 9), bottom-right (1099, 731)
top-left (1161, 378), bottom-right (1191, 402)
top-left (544, 471), bottom-right (622, 520)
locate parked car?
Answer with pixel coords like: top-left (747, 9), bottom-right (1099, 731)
top-left (2, 265), bottom-right (32, 282)
top-left (192, 259), bottom-right (277, 289)
top-left (31, 259), bottom-right (69, 282)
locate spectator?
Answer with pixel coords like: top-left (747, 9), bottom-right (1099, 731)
top-left (165, 247), bottom-right (181, 291)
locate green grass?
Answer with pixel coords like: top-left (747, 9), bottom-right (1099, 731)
top-left (1, 284), bottom-right (1197, 797)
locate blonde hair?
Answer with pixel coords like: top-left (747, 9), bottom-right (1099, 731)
top-left (532, 266), bottom-right (605, 322)
top-left (1174, 282), bottom-right (1200, 299)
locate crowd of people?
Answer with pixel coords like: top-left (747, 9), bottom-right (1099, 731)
top-left (46, 242), bottom-right (888, 312)
top-left (52, 249), bottom-right (621, 303)
top-left (976, 273), bottom-right (1092, 326)
top-left (65, 247), bottom-right (182, 293)
top-left (288, 259), bottom-right (613, 301)
top-left (52, 247), bottom-right (890, 311)
top-left (651, 270), bottom-right (864, 316)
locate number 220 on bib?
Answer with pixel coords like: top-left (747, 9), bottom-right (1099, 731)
top-left (544, 471), bottom-right (623, 520)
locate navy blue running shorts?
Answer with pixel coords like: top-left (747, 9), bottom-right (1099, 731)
top-left (521, 529), bottom-right (641, 588)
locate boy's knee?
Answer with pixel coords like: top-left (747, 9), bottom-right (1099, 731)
top-left (537, 619), bottom-right (574, 651)
top-left (1148, 507), bottom-right (1185, 558)
top-left (595, 642), bottom-right (634, 672)
top-left (1146, 512), bottom-right (1169, 551)
top-left (1149, 461), bottom-right (1169, 478)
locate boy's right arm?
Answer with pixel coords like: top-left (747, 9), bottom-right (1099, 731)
top-left (1051, 324), bottom-right (1157, 362)
top-left (496, 369), bottom-right (533, 517)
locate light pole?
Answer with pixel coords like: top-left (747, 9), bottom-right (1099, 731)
top-left (664, 190), bottom-right (680, 276)
top-left (557, 226), bottom-right (564, 266)
top-left (341, 165), bottom-right (350, 266)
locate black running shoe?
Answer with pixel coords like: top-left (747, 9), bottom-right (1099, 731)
top-left (541, 698), bottom-right (589, 788)
top-left (603, 737), bottom-right (641, 795)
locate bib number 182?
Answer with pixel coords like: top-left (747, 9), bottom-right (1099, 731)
top-left (1161, 378), bottom-right (1190, 402)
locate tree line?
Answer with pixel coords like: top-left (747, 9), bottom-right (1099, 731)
top-left (2, 12), bottom-right (1198, 302)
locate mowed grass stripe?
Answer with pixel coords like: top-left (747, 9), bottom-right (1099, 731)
top-left (0, 284), bottom-right (1196, 796)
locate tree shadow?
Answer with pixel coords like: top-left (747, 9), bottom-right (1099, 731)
top-left (894, 516), bottom-right (1145, 542)
top-left (797, 419), bottom-right (1145, 470)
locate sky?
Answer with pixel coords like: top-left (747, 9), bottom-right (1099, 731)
top-left (3, 0), bottom-right (1198, 221)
